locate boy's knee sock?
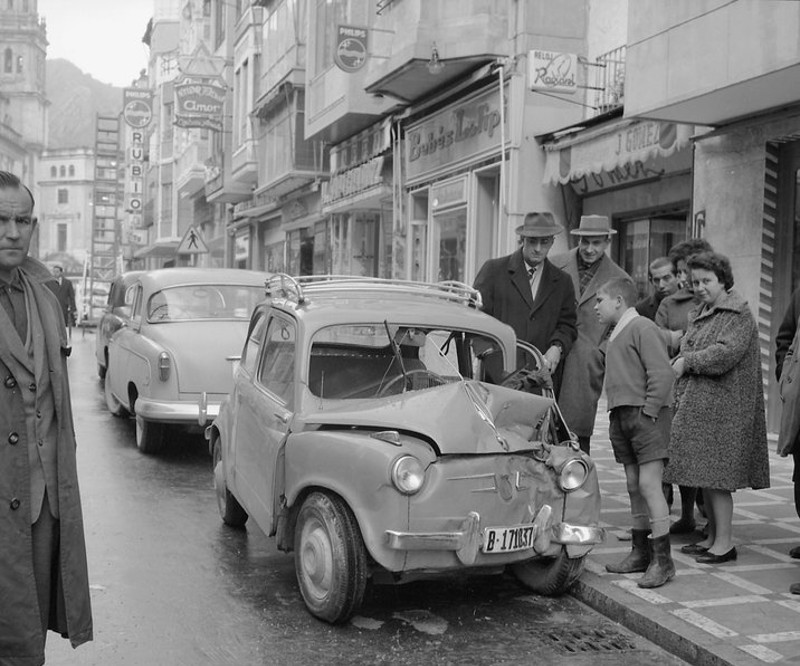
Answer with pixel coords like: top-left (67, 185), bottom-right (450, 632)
top-left (650, 515), bottom-right (670, 538)
top-left (631, 513), bottom-right (649, 531)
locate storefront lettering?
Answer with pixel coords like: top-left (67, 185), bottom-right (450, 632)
top-left (572, 160), bottom-right (666, 195)
top-left (616, 122), bottom-right (665, 155)
top-left (322, 156), bottom-right (385, 204)
top-left (532, 52), bottom-right (576, 90)
top-left (408, 103), bottom-right (501, 162)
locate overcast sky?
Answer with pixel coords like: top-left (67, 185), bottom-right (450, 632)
top-left (37, 0), bottom-right (153, 88)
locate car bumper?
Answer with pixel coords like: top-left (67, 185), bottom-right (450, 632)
top-left (384, 505), bottom-right (604, 565)
top-left (135, 392), bottom-right (220, 426)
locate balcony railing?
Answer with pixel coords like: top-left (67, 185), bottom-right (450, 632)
top-left (593, 45), bottom-right (626, 116)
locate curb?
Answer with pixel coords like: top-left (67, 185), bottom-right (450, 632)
top-left (571, 572), bottom-right (735, 666)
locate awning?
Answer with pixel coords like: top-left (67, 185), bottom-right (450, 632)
top-left (542, 118), bottom-right (693, 185)
top-left (133, 240), bottom-right (179, 259)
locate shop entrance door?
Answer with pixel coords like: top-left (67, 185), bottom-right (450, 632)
top-left (768, 140), bottom-right (800, 431)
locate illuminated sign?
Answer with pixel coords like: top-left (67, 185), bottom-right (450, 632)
top-left (334, 25), bottom-right (368, 73)
top-left (174, 77), bottom-right (226, 132)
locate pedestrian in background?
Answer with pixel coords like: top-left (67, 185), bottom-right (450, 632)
top-left (667, 251), bottom-right (770, 564)
top-left (47, 262), bottom-right (77, 338)
top-left (474, 211), bottom-right (577, 395)
top-left (775, 285), bottom-right (800, 594)
top-left (0, 171), bottom-right (92, 664)
top-left (636, 256), bottom-right (679, 321)
top-left (655, 238), bottom-right (713, 535)
top-left (596, 278), bottom-right (675, 588)
top-left (551, 214), bottom-right (629, 454)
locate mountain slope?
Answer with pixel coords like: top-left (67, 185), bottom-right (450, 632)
top-left (46, 59), bottom-right (124, 150)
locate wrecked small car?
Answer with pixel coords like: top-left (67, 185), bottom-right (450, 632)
top-left (209, 276), bottom-right (603, 623)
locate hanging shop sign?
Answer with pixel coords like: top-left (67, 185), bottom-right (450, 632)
top-left (543, 119), bottom-right (693, 186)
top-left (334, 25), bottom-right (368, 73)
top-left (123, 88), bottom-right (153, 128)
top-left (174, 77), bottom-right (226, 132)
top-left (322, 156), bottom-right (386, 206)
top-left (528, 50), bottom-right (578, 95)
top-left (405, 84), bottom-right (507, 183)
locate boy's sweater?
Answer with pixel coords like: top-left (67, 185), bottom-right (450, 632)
top-left (605, 316), bottom-right (674, 417)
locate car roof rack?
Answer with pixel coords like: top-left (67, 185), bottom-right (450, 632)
top-left (264, 274), bottom-right (483, 309)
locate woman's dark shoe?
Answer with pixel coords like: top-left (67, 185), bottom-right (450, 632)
top-left (680, 543), bottom-right (709, 555)
top-left (790, 582), bottom-right (800, 595)
top-left (789, 545), bottom-right (800, 559)
top-left (695, 547), bottom-right (737, 564)
top-left (669, 517), bottom-right (697, 534)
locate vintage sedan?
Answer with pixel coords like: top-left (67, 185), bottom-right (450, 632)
top-left (209, 276), bottom-right (603, 623)
top-left (104, 268), bottom-right (270, 453)
top-left (95, 271), bottom-right (144, 378)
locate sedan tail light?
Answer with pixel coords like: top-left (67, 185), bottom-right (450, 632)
top-left (158, 352), bottom-right (171, 381)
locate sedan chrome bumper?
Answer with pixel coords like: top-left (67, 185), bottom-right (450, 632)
top-left (135, 392), bottom-right (220, 426)
top-left (385, 505), bottom-right (604, 565)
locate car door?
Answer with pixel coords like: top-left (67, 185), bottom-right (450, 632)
top-left (107, 282), bottom-right (142, 407)
top-left (233, 312), bottom-right (297, 534)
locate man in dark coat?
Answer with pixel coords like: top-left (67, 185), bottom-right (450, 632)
top-left (775, 285), bottom-right (800, 590)
top-left (47, 263), bottom-right (77, 330)
top-left (474, 211), bottom-right (577, 395)
top-left (0, 171), bottom-right (92, 665)
top-left (551, 214), bottom-right (629, 454)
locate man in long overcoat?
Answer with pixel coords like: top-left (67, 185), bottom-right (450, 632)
top-left (47, 263), bottom-right (77, 330)
top-left (551, 214), bottom-right (629, 454)
top-left (474, 211), bottom-right (577, 394)
top-left (0, 171), bottom-right (92, 665)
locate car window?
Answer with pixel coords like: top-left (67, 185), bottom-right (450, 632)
top-left (258, 316), bottom-right (296, 407)
top-left (129, 285), bottom-right (143, 322)
top-left (307, 324), bottom-right (501, 399)
top-left (146, 285), bottom-right (263, 322)
top-left (241, 309), bottom-right (267, 376)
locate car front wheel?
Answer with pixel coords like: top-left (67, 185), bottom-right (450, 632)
top-left (135, 415), bottom-right (165, 454)
top-left (294, 491), bottom-right (367, 624)
top-left (103, 369), bottom-right (128, 417)
top-left (511, 547), bottom-right (585, 596)
top-left (213, 441), bottom-right (248, 527)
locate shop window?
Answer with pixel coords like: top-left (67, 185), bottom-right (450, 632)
top-left (313, 220), bottom-right (330, 274)
top-left (410, 192), bottom-right (429, 282)
top-left (433, 208), bottom-right (468, 282)
top-left (351, 212), bottom-right (378, 277)
top-left (57, 188), bottom-right (68, 204)
top-left (619, 214), bottom-right (687, 299)
top-left (263, 240), bottom-right (285, 273)
top-left (286, 228), bottom-right (314, 276)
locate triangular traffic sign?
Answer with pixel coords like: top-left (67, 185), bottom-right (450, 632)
top-left (177, 225), bottom-right (209, 254)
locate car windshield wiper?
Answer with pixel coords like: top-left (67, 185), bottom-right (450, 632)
top-left (383, 320), bottom-right (408, 389)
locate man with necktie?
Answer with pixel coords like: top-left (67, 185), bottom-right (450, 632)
top-left (0, 171), bottom-right (92, 664)
top-left (474, 211), bottom-right (577, 394)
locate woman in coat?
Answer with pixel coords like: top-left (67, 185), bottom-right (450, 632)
top-left (666, 251), bottom-right (770, 563)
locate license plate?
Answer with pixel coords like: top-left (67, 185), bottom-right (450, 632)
top-left (482, 524), bottom-right (536, 554)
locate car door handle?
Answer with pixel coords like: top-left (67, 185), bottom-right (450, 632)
top-left (274, 412), bottom-right (289, 424)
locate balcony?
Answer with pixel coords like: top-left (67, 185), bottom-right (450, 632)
top-left (204, 154), bottom-right (253, 204)
top-left (230, 138), bottom-right (259, 188)
top-left (592, 46), bottom-right (625, 117)
top-left (175, 140), bottom-right (209, 197)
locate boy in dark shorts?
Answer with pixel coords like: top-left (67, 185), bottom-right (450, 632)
top-left (595, 277), bottom-right (676, 588)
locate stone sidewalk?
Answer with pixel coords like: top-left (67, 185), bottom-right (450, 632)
top-left (572, 404), bottom-right (800, 666)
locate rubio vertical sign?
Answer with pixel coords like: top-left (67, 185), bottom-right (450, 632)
top-left (174, 76), bottom-right (226, 132)
top-left (334, 25), bottom-right (368, 73)
top-left (123, 88), bottom-right (152, 226)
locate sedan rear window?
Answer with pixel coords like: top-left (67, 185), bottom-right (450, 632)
top-left (147, 285), bottom-right (263, 322)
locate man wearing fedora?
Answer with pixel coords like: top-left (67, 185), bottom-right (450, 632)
top-left (551, 214), bottom-right (629, 454)
top-left (474, 211), bottom-right (577, 394)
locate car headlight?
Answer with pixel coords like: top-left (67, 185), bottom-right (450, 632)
top-left (558, 458), bottom-right (588, 492)
top-left (391, 456), bottom-right (425, 495)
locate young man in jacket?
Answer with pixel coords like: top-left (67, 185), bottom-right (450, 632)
top-left (0, 171), bottom-right (92, 665)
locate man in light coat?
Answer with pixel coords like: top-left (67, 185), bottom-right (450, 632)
top-left (551, 214), bottom-right (629, 454)
top-left (0, 171), bottom-right (92, 665)
top-left (474, 211), bottom-right (577, 395)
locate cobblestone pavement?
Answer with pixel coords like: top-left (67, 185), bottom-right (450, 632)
top-left (575, 401), bottom-right (800, 665)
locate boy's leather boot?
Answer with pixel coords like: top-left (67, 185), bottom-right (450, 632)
top-left (638, 534), bottom-right (676, 588)
top-left (606, 528), bottom-right (651, 573)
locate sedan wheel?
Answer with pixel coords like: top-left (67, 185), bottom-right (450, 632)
top-left (135, 415), bottom-right (165, 454)
top-left (511, 547), bottom-right (585, 596)
top-left (294, 492), bottom-right (367, 624)
top-left (213, 441), bottom-right (248, 527)
top-left (103, 369), bottom-right (128, 417)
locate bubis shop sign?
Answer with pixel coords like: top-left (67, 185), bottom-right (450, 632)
top-left (174, 77), bottom-right (226, 132)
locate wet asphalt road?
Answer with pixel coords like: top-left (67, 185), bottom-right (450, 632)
top-left (45, 335), bottom-right (685, 666)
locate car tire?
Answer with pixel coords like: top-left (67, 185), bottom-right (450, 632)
top-left (135, 415), bottom-right (165, 454)
top-left (103, 369), bottom-right (128, 417)
top-left (213, 441), bottom-right (248, 527)
top-left (294, 491), bottom-right (367, 624)
top-left (511, 547), bottom-right (585, 596)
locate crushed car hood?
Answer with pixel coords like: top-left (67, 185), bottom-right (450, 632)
top-left (298, 381), bottom-right (554, 454)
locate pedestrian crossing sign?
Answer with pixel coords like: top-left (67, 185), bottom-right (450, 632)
top-left (177, 225), bottom-right (209, 254)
